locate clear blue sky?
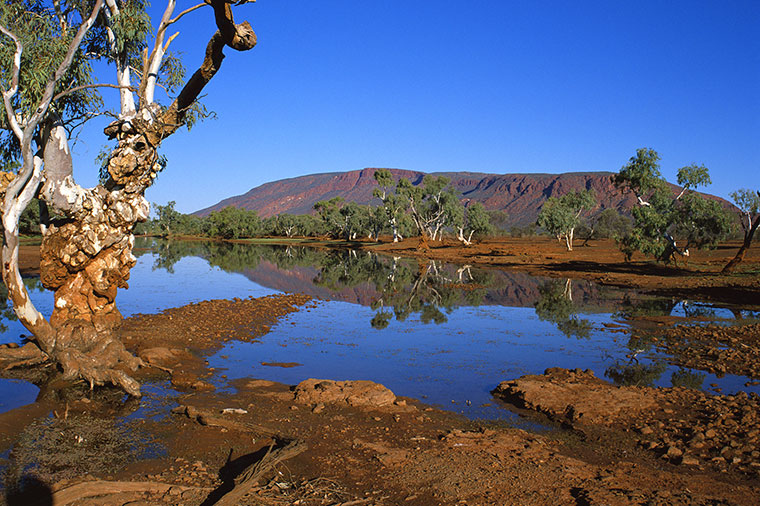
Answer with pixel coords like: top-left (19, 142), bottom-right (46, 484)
top-left (71, 0), bottom-right (760, 214)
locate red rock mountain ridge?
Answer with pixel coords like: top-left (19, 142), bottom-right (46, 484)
top-left (193, 168), bottom-right (721, 225)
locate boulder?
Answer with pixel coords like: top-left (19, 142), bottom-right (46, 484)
top-left (294, 378), bottom-right (396, 408)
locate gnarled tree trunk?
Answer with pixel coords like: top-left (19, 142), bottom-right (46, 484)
top-left (0, 0), bottom-right (257, 396)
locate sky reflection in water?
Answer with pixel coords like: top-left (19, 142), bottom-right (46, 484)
top-left (1, 239), bottom-right (758, 420)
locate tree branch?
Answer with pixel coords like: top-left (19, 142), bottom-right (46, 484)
top-left (141, 0), bottom-right (256, 145)
top-left (52, 83), bottom-right (138, 103)
top-left (141, 0), bottom-right (177, 104)
top-left (168, 2), bottom-right (209, 25)
top-left (0, 24), bottom-right (24, 141)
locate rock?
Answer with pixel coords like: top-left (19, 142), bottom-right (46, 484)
top-left (680, 455), bottom-right (700, 466)
top-left (294, 379), bottom-right (396, 408)
top-left (245, 379), bottom-right (279, 389)
top-left (492, 368), bottom-right (658, 425)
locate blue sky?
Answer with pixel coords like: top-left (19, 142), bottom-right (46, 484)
top-left (71, 1), bottom-right (759, 214)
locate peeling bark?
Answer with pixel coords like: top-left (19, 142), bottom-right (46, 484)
top-left (0, 0), bottom-right (257, 396)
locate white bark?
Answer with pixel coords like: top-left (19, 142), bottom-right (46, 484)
top-left (103, 0), bottom-right (136, 115)
top-left (143, 0), bottom-right (177, 104)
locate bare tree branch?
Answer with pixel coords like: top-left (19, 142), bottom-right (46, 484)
top-left (141, 0), bottom-right (177, 104)
top-left (168, 2), bottom-right (209, 25)
top-left (52, 83), bottom-right (138, 103)
top-left (103, 0), bottom-right (137, 115)
top-left (140, 0), bottom-right (256, 145)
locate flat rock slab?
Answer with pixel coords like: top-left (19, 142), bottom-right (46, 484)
top-left (493, 367), bottom-right (659, 425)
top-left (294, 378), bottom-right (397, 408)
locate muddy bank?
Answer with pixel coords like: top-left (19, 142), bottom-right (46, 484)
top-left (657, 323), bottom-right (760, 379)
top-left (494, 368), bottom-right (760, 477)
top-left (0, 296), bottom-right (757, 505)
top-left (123, 293), bottom-right (314, 392)
top-left (349, 237), bottom-right (760, 306)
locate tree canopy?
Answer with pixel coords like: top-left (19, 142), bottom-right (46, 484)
top-left (614, 148), bottom-right (732, 263)
top-left (536, 190), bottom-right (596, 251)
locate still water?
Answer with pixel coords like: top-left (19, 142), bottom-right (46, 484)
top-left (1, 238), bottom-right (758, 420)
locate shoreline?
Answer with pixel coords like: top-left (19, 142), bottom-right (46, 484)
top-left (2, 237), bottom-right (758, 504)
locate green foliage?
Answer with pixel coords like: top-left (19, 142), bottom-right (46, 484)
top-left (205, 206), bottom-right (262, 239)
top-left (314, 197), bottom-right (346, 239)
top-left (534, 279), bottom-right (592, 339)
top-left (730, 188), bottom-right (760, 243)
top-left (396, 174), bottom-right (459, 240)
top-left (613, 148), bottom-right (666, 199)
top-left (0, 2), bottom-right (98, 161)
top-left (731, 189), bottom-right (760, 216)
top-left (536, 190), bottom-right (596, 250)
top-left (672, 192), bottom-right (733, 251)
top-left (109, 0), bottom-right (151, 60)
top-left (614, 148), bottom-right (732, 262)
top-left (589, 208), bottom-right (632, 239)
top-left (485, 210), bottom-right (510, 235)
top-left (676, 164), bottom-right (711, 191)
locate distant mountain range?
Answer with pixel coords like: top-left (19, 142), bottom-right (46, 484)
top-left (194, 168), bottom-right (729, 225)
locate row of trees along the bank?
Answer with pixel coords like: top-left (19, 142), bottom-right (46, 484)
top-left (135, 157), bottom-right (757, 272)
top-left (135, 169), bottom-right (499, 244)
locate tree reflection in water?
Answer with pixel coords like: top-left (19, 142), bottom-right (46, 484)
top-left (313, 250), bottom-right (492, 327)
top-left (534, 279), bottom-right (593, 339)
top-left (141, 239), bottom-right (495, 328)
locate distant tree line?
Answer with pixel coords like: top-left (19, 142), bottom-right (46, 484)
top-left (130, 156), bottom-right (758, 272)
top-left (135, 170), bottom-right (499, 244)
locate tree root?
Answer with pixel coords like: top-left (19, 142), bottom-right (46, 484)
top-left (0, 342), bottom-right (49, 370)
top-left (57, 343), bottom-right (144, 397)
top-left (0, 335), bottom-right (146, 397)
top-left (51, 480), bottom-right (213, 506)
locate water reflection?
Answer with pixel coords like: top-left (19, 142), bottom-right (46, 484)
top-left (0, 238), bottom-right (757, 421)
top-left (138, 239), bottom-right (618, 334)
top-left (534, 279), bottom-right (593, 339)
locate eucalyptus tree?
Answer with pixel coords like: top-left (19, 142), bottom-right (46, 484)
top-left (338, 200), bottom-right (363, 240)
top-left (614, 148), bottom-right (732, 263)
top-left (0, 0), bottom-right (257, 395)
top-left (363, 204), bottom-right (387, 241)
top-left (536, 190), bottom-right (596, 251)
top-left (152, 200), bottom-right (181, 237)
top-left (450, 201), bottom-right (492, 245)
top-left (722, 188), bottom-right (760, 273)
top-left (274, 213), bottom-right (298, 238)
top-left (314, 197), bottom-right (345, 238)
top-left (372, 169), bottom-right (405, 242)
top-left (397, 174), bottom-right (459, 241)
top-left (585, 208), bottom-right (632, 240)
top-left (205, 206), bottom-right (262, 239)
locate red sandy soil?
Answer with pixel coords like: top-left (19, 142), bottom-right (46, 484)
top-left (355, 236), bottom-right (760, 305)
top-left (0, 238), bottom-right (758, 505)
